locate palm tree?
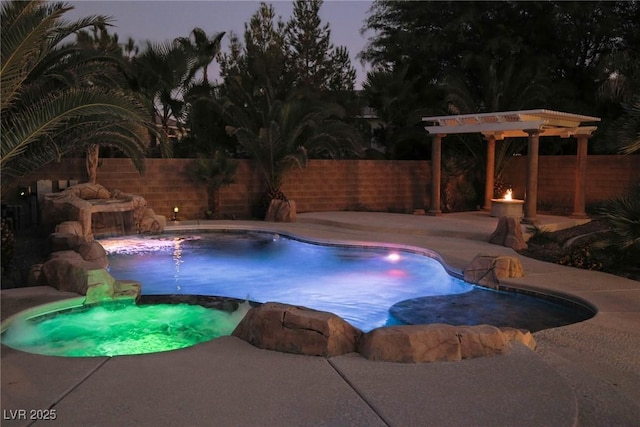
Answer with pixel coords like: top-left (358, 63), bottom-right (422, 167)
top-left (130, 40), bottom-right (192, 156)
top-left (443, 55), bottom-right (551, 197)
top-left (188, 151), bottom-right (238, 218)
top-left (175, 28), bottom-right (225, 85)
top-left (1, 0), bottom-right (157, 190)
top-left (361, 66), bottom-right (428, 159)
top-left (223, 86), bottom-right (362, 210)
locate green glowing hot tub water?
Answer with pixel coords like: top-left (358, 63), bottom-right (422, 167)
top-left (1, 301), bottom-right (250, 357)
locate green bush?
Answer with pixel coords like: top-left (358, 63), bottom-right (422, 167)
top-left (596, 183), bottom-right (640, 270)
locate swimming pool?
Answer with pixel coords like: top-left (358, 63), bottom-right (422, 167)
top-left (101, 230), bottom-right (593, 333)
top-left (102, 231), bottom-right (474, 331)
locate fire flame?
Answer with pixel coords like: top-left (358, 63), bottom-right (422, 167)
top-left (504, 189), bottom-right (513, 201)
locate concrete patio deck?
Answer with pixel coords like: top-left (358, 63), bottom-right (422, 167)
top-left (2, 211), bottom-right (639, 426)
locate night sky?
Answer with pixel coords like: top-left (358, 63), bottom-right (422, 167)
top-left (66, 0), bottom-right (374, 87)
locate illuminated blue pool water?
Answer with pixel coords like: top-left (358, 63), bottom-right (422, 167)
top-left (102, 232), bottom-right (474, 331)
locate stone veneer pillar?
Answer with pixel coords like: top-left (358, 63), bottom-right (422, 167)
top-left (429, 134), bottom-right (444, 215)
top-left (571, 134), bottom-right (590, 218)
top-left (523, 129), bottom-right (540, 224)
top-left (483, 134), bottom-right (497, 211)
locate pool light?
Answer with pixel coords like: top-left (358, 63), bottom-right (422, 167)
top-left (386, 252), bottom-right (401, 263)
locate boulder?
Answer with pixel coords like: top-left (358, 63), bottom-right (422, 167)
top-left (463, 255), bottom-right (524, 288)
top-left (77, 241), bottom-right (108, 265)
top-left (49, 232), bottom-right (84, 252)
top-left (41, 185), bottom-right (162, 240)
top-left (55, 221), bottom-right (83, 236)
top-left (232, 302), bottom-right (362, 357)
top-left (139, 208), bottom-right (165, 233)
top-left (499, 327), bottom-right (537, 350)
top-left (358, 324), bottom-right (511, 363)
top-left (41, 238), bottom-right (108, 294)
top-left (265, 199), bottom-right (297, 222)
top-left (489, 216), bottom-right (527, 250)
top-left (67, 182), bottom-right (111, 200)
top-left (84, 269), bottom-right (141, 304)
top-left (41, 251), bottom-right (97, 294)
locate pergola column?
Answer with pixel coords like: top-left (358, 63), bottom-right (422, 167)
top-left (571, 134), bottom-right (590, 218)
top-left (483, 134), bottom-right (496, 210)
top-left (523, 129), bottom-right (540, 224)
top-left (428, 134), bottom-right (444, 215)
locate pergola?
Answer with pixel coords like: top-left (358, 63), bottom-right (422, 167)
top-left (422, 109), bottom-right (601, 224)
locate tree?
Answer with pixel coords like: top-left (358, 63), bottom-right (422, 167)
top-left (286, 0), bottom-right (355, 92)
top-left (610, 99), bottom-right (640, 155)
top-left (175, 28), bottom-right (225, 85)
top-left (361, 1), bottom-right (640, 148)
top-left (361, 66), bottom-right (429, 159)
top-left (218, 1), bottom-right (356, 100)
top-left (188, 151), bottom-right (238, 218)
top-left (1, 0), bottom-right (156, 190)
top-left (241, 2), bottom-right (289, 98)
top-left (223, 88), bottom-right (362, 211)
top-left (130, 40), bottom-right (191, 155)
top-left (286, 0), bottom-right (332, 91)
top-left (327, 46), bottom-right (356, 92)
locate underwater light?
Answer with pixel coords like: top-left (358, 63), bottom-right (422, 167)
top-left (386, 252), bottom-right (401, 262)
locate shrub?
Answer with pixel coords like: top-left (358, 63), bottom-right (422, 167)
top-left (596, 183), bottom-right (640, 271)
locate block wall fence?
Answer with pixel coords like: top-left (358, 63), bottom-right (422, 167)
top-left (5, 155), bottom-right (638, 221)
top-left (8, 159), bottom-right (432, 220)
top-left (501, 155), bottom-right (639, 211)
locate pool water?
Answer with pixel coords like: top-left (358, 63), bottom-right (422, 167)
top-left (103, 232), bottom-right (474, 331)
top-left (1, 300), bottom-right (250, 357)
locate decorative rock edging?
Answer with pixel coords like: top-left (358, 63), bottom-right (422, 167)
top-left (265, 199), bottom-right (297, 222)
top-left (489, 216), bottom-right (527, 250)
top-left (41, 183), bottom-right (165, 240)
top-left (30, 220), bottom-right (142, 299)
top-left (463, 254), bottom-right (524, 288)
top-left (232, 302), bottom-right (536, 363)
top-left (232, 302), bottom-right (360, 357)
top-left (358, 324), bottom-right (510, 363)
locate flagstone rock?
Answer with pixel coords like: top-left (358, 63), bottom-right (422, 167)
top-left (49, 232), bottom-right (84, 252)
top-left (265, 199), bottom-right (297, 222)
top-left (464, 255), bottom-right (525, 288)
top-left (232, 302), bottom-right (361, 357)
top-left (84, 269), bottom-right (141, 304)
top-left (499, 326), bottom-right (537, 350)
top-left (41, 236), bottom-right (109, 294)
top-left (358, 324), bottom-right (511, 363)
top-left (139, 208), bottom-right (166, 233)
top-left (77, 240), bottom-right (108, 263)
top-left (489, 216), bottom-right (527, 250)
top-left (41, 183), bottom-right (165, 240)
top-left (55, 221), bottom-right (83, 236)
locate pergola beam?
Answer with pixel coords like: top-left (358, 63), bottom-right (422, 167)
top-left (422, 110), bottom-right (600, 223)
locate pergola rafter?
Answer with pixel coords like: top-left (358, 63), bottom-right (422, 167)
top-left (422, 109), bottom-right (601, 224)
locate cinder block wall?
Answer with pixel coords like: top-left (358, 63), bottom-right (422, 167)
top-left (6, 155), bottom-right (636, 221)
top-left (8, 159), bottom-right (431, 220)
top-left (502, 155), bottom-right (639, 210)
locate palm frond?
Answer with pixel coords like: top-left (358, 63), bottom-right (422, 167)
top-left (2, 88), bottom-right (147, 167)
